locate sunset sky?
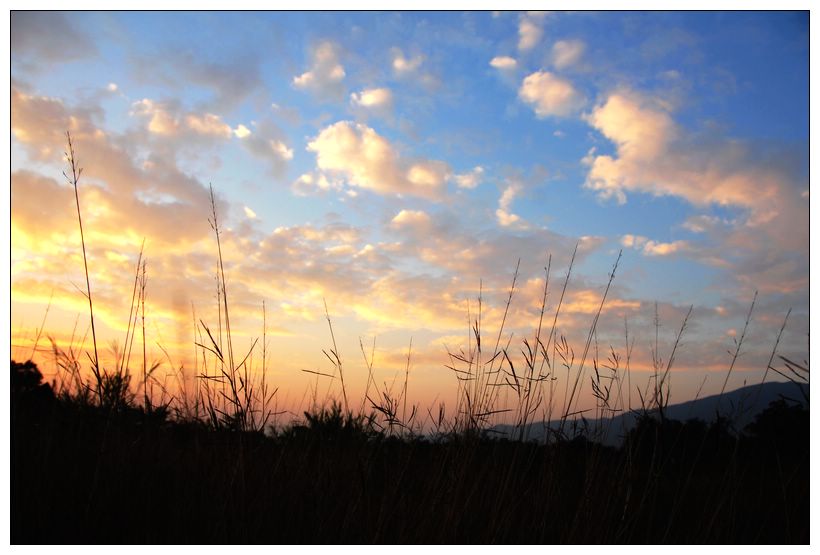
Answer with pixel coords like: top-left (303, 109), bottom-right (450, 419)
top-left (10, 11), bottom-right (810, 421)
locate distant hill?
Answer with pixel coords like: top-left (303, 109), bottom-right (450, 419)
top-left (493, 380), bottom-right (809, 445)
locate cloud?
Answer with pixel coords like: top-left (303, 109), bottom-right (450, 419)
top-left (551, 39), bottom-right (585, 70)
top-left (582, 89), bottom-right (799, 218)
top-left (519, 71), bottom-right (585, 118)
top-left (12, 86), bottom-right (217, 245)
top-left (518, 12), bottom-right (546, 52)
top-left (11, 12), bottom-right (97, 68)
top-left (233, 124), bottom-right (252, 139)
top-left (293, 41), bottom-right (346, 100)
top-left (453, 166), bottom-right (484, 190)
top-left (496, 181), bottom-right (526, 228)
top-left (391, 209), bottom-right (432, 231)
top-left (350, 87), bottom-right (393, 115)
top-left (584, 90), bottom-right (808, 297)
top-left (306, 121), bottom-right (449, 199)
top-left (185, 113), bottom-right (232, 138)
top-left (130, 99), bottom-right (232, 140)
top-left (290, 172), bottom-right (343, 197)
top-left (621, 234), bottom-right (691, 256)
top-left (130, 50), bottom-right (263, 112)
top-left (391, 48), bottom-right (424, 75)
top-left (243, 206), bottom-right (257, 219)
top-left (490, 56), bottom-right (517, 71)
top-left (236, 119), bottom-right (293, 176)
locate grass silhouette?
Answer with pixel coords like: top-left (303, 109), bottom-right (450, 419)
top-left (9, 132), bottom-right (810, 544)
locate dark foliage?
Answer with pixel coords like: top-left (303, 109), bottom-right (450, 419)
top-left (11, 361), bottom-right (808, 544)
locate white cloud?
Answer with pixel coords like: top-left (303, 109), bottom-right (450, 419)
top-left (582, 89), bottom-right (799, 221)
top-left (306, 121), bottom-right (449, 199)
top-left (621, 234), bottom-right (690, 256)
top-left (518, 13), bottom-right (545, 51)
top-left (291, 172), bottom-right (343, 197)
top-left (551, 39), bottom-right (586, 70)
top-left (270, 140), bottom-right (294, 160)
top-left (243, 206), bottom-right (257, 219)
top-left (131, 99), bottom-right (179, 135)
top-left (490, 56), bottom-right (517, 71)
top-left (454, 166), bottom-right (484, 189)
top-left (107, 83), bottom-right (118, 92)
top-left (392, 48), bottom-right (424, 75)
top-left (293, 41), bottom-right (345, 99)
top-left (496, 180), bottom-right (526, 228)
top-left (391, 209), bottom-right (432, 230)
top-left (184, 113), bottom-right (232, 138)
top-left (233, 124), bottom-right (251, 139)
top-left (518, 71), bottom-right (585, 118)
top-left (131, 99), bottom-right (232, 139)
top-left (350, 87), bottom-right (393, 110)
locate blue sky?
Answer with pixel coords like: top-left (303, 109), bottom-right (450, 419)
top-left (10, 11), bottom-right (810, 416)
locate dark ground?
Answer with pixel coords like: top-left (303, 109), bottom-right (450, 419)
top-left (11, 360), bottom-right (809, 544)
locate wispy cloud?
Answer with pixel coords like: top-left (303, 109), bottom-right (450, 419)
top-left (453, 166), bottom-right (484, 190)
top-left (517, 12), bottom-right (546, 52)
top-left (551, 39), bottom-right (586, 70)
top-left (391, 48), bottom-right (424, 75)
top-left (293, 41), bottom-right (346, 100)
top-left (232, 119), bottom-right (293, 177)
top-left (11, 12), bottom-right (97, 69)
top-left (131, 99), bottom-right (232, 139)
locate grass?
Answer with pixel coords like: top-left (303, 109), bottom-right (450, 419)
top-left (10, 132), bottom-right (810, 544)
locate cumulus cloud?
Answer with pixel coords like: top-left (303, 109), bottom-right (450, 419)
top-left (306, 121), bottom-right (449, 199)
top-left (584, 89), bottom-right (808, 297)
top-left (582, 89), bottom-right (793, 216)
top-left (519, 71), bottom-right (585, 118)
top-left (12, 88), bottom-right (216, 237)
top-left (293, 41), bottom-right (346, 99)
top-left (551, 39), bottom-right (585, 70)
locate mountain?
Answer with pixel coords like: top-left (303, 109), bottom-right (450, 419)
top-left (492, 380), bottom-right (809, 446)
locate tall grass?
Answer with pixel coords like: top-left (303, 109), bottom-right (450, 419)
top-left (64, 131), bottom-right (100, 402)
top-left (31, 131), bottom-right (808, 442)
top-left (9, 131), bottom-right (811, 543)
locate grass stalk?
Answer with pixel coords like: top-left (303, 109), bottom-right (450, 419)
top-left (64, 131), bottom-right (101, 403)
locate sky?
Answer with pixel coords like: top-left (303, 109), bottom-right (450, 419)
top-left (9, 11), bottom-right (810, 425)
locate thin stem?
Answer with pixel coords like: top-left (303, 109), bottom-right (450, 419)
top-left (64, 131), bottom-right (101, 403)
